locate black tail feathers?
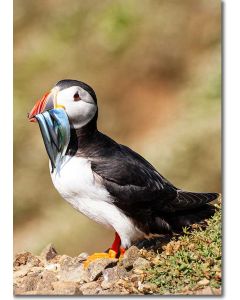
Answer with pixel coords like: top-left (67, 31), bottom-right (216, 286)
top-left (171, 191), bottom-right (219, 211)
top-left (148, 191), bottom-right (220, 235)
top-left (166, 204), bottom-right (216, 232)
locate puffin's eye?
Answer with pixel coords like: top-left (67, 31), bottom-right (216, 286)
top-left (73, 92), bottom-right (81, 101)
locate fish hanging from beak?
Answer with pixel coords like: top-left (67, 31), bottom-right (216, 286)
top-left (28, 91), bottom-right (70, 172)
top-left (35, 109), bottom-right (70, 172)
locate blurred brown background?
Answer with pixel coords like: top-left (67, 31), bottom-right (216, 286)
top-left (14, 0), bottom-right (221, 256)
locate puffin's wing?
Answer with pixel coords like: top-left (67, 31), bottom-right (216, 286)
top-left (90, 137), bottom-right (218, 234)
top-left (91, 144), bottom-right (178, 210)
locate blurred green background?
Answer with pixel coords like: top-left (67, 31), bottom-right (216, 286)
top-left (14, 0), bottom-right (221, 256)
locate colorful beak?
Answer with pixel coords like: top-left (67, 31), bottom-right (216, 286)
top-left (28, 91), bottom-right (54, 122)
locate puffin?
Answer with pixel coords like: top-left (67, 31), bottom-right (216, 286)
top-left (28, 79), bottom-right (219, 264)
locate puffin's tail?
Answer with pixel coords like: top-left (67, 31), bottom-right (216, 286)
top-left (165, 204), bottom-right (216, 231)
top-left (164, 191), bottom-right (220, 231)
top-left (171, 191), bottom-right (220, 211)
top-left (149, 191), bottom-right (220, 234)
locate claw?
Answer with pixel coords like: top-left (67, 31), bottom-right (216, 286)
top-left (119, 247), bottom-right (126, 260)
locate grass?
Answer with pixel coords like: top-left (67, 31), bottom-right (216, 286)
top-left (146, 202), bottom-right (221, 294)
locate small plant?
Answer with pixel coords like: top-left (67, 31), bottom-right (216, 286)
top-left (145, 203), bottom-right (221, 294)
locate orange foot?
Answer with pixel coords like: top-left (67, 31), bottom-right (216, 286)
top-left (83, 232), bottom-right (126, 269)
top-left (83, 249), bottom-right (117, 269)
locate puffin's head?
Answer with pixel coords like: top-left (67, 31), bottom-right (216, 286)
top-left (28, 79), bottom-right (98, 129)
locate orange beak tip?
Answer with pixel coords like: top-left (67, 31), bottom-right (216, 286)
top-left (27, 112), bottom-right (37, 123)
top-left (28, 91), bottom-right (53, 123)
top-left (29, 118), bottom-right (37, 123)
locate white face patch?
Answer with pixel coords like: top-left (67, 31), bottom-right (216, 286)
top-left (56, 86), bottom-right (97, 129)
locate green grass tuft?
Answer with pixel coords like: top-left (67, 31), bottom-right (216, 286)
top-left (146, 203), bottom-right (221, 294)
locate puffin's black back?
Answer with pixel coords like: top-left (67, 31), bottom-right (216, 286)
top-left (55, 79), bottom-right (97, 104)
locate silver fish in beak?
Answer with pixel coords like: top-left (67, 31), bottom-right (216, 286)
top-left (28, 90), bottom-right (70, 172)
top-left (35, 109), bottom-right (70, 172)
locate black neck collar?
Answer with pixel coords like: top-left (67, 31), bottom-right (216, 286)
top-left (66, 111), bottom-right (98, 156)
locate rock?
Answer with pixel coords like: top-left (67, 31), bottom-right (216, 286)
top-left (15, 273), bottom-right (40, 294)
top-left (29, 266), bottom-right (43, 274)
top-left (44, 263), bottom-right (59, 271)
top-left (14, 286), bottom-right (25, 295)
top-left (100, 264), bottom-right (131, 290)
top-left (133, 268), bottom-right (144, 275)
top-left (40, 243), bottom-right (57, 261)
top-left (191, 286), bottom-right (221, 295)
top-left (57, 254), bottom-right (89, 282)
top-left (87, 258), bottom-right (118, 281)
top-left (102, 266), bottom-right (119, 283)
top-left (13, 277), bottom-right (24, 287)
top-left (58, 255), bottom-right (85, 271)
top-left (79, 282), bottom-right (100, 295)
top-left (130, 274), bottom-right (141, 283)
top-left (14, 266), bottom-right (58, 295)
top-left (58, 264), bottom-right (88, 283)
top-left (52, 281), bottom-right (81, 295)
top-left (101, 266), bottom-right (119, 289)
top-left (13, 252), bottom-right (42, 268)
top-left (133, 257), bottom-right (151, 270)
top-left (13, 252), bottom-right (31, 267)
top-left (13, 265), bottom-right (31, 279)
top-left (101, 280), bottom-right (113, 290)
top-left (97, 288), bottom-right (119, 295)
top-left (116, 264), bottom-right (130, 279)
top-left (16, 290), bottom-right (57, 295)
top-left (197, 278), bottom-right (210, 286)
top-left (194, 286), bottom-right (212, 295)
top-left (130, 273), bottom-right (144, 289)
top-left (78, 252), bottom-right (89, 261)
top-left (114, 279), bottom-right (132, 294)
top-left (36, 270), bottom-right (58, 291)
top-left (138, 282), bottom-right (157, 294)
top-left (58, 255), bottom-right (74, 270)
top-left (98, 287), bottom-right (130, 295)
top-left (113, 289), bottom-right (129, 295)
top-left (122, 246), bottom-right (140, 269)
top-left (212, 287), bottom-right (222, 295)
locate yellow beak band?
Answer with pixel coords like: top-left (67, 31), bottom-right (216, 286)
top-left (55, 104), bottom-right (65, 109)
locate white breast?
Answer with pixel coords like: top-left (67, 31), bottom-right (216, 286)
top-left (50, 155), bottom-right (145, 247)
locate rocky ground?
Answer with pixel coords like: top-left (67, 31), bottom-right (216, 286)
top-left (13, 243), bottom-right (160, 295)
top-left (14, 197), bottom-right (221, 296)
top-left (13, 239), bottom-right (221, 296)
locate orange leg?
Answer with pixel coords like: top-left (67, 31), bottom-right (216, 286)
top-left (110, 232), bottom-right (121, 254)
top-left (83, 232), bottom-right (126, 268)
top-left (111, 232), bottom-right (125, 258)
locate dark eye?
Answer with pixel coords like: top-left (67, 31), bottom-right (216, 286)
top-left (73, 92), bottom-right (81, 101)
